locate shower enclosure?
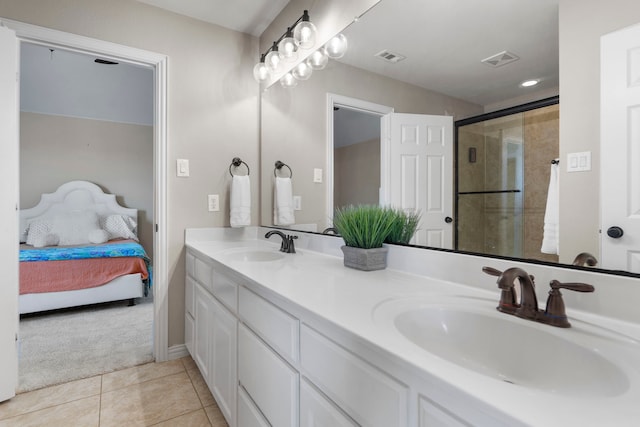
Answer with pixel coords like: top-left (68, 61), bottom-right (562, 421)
top-left (455, 97), bottom-right (559, 263)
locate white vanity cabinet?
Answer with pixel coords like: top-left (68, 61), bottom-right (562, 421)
top-left (238, 286), bottom-right (299, 427)
top-left (185, 249), bottom-right (238, 427)
top-left (185, 246), bottom-right (484, 427)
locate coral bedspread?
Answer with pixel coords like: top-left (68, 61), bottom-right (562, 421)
top-left (19, 240), bottom-right (150, 295)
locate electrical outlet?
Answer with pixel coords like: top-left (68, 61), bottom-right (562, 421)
top-left (177, 159), bottom-right (189, 177)
top-left (208, 194), bottom-right (219, 212)
top-left (293, 196), bottom-right (302, 211)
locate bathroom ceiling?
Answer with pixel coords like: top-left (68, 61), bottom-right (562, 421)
top-left (135, 0), bottom-right (290, 37)
top-left (135, 0), bottom-right (558, 107)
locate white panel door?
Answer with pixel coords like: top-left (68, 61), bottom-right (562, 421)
top-left (382, 113), bottom-right (453, 248)
top-left (0, 23), bottom-right (19, 402)
top-left (601, 23), bottom-right (640, 272)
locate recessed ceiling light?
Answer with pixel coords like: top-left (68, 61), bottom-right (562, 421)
top-left (520, 79), bottom-right (539, 87)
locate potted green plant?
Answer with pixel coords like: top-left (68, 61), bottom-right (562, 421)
top-left (332, 205), bottom-right (396, 271)
top-left (385, 209), bottom-right (421, 245)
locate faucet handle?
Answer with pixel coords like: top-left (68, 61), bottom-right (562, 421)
top-left (286, 235), bottom-right (298, 253)
top-left (482, 266), bottom-right (503, 277)
top-left (549, 280), bottom-right (594, 293)
top-left (543, 280), bottom-right (595, 328)
top-left (483, 266), bottom-right (519, 314)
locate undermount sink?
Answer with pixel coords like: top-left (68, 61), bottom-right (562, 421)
top-left (374, 297), bottom-right (632, 397)
top-left (221, 248), bottom-right (285, 262)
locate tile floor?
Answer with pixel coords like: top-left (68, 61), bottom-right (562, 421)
top-left (0, 356), bottom-right (228, 427)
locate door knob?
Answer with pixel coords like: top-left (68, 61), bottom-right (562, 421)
top-left (606, 226), bottom-right (624, 238)
top-left (444, 216), bottom-right (453, 223)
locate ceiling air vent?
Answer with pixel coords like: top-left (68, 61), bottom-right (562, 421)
top-left (374, 50), bottom-right (406, 64)
top-left (481, 50), bottom-right (519, 68)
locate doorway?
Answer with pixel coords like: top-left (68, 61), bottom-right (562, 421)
top-left (17, 42), bottom-right (155, 391)
top-left (326, 94), bottom-right (393, 227)
top-left (1, 18), bottom-right (169, 399)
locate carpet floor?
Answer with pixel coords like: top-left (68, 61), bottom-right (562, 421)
top-left (17, 297), bottom-right (154, 393)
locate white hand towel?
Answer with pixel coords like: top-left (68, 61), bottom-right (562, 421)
top-left (230, 175), bottom-right (251, 228)
top-left (274, 177), bottom-right (295, 226)
top-left (541, 161), bottom-right (559, 254)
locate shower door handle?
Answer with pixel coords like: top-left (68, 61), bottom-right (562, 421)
top-left (444, 216), bottom-right (453, 224)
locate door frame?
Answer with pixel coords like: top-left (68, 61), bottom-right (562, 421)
top-left (326, 93), bottom-right (393, 226)
top-left (2, 18), bottom-right (169, 361)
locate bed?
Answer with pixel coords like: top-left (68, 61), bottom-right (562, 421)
top-left (19, 181), bottom-right (150, 314)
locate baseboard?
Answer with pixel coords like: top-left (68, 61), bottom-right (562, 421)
top-left (167, 344), bottom-right (189, 360)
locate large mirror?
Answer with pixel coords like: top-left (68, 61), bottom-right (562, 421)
top-left (260, 0), bottom-right (637, 276)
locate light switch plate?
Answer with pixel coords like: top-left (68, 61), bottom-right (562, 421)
top-left (177, 159), bottom-right (190, 177)
top-left (208, 194), bottom-right (219, 212)
top-left (293, 196), bottom-right (302, 211)
top-left (567, 151), bottom-right (591, 172)
top-left (313, 168), bottom-right (323, 183)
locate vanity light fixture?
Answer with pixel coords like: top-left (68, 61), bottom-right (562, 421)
top-left (253, 54), bottom-right (269, 82)
top-left (324, 33), bottom-right (348, 59)
top-left (520, 79), bottom-right (539, 87)
top-left (278, 27), bottom-right (298, 62)
top-left (253, 9), bottom-right (348, 87)
top-left (293, 10), bottom-right (317, 49)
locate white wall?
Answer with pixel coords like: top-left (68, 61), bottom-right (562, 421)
top-left (558, 0), bottom-right (640, 263)
top-left (0, 0), bottom-right (260, 347)
top-left (20, 112), bottom-right (154, 259)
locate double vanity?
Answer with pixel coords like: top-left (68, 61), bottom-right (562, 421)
top-left (185, 227), bottom-right (640, 426)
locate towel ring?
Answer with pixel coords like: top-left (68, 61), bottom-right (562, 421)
top-left (229, 157), bottom-right (250, 177)
top-left (551, 159), bottom-right (560, 165)
top-left (274, 160), bottom-right (293, 178)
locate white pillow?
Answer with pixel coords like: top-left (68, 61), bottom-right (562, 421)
top-left (101, 215), bottom-right (138, 241)
top-left (32, 233), bottom-right (59, 248)
top-left (50, 211), bottom-right (100, 246)
top-left (88, 229), bottom-right (110, 244)
top-left (26, 220), bottom-right (53, 246)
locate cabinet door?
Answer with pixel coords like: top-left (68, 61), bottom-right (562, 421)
top-left (210, 298), bottom-right (237, 426)
top-left (194, 284), bottom-right (214, 381)
top-left (185, 311), bottom-right (194, 356)
top-left (238, 324), bottom-right (298, 427)
top-left (419, 396), bottom-right (471, 427)
top-left (300, 379), bottom-right (357, 427)
top-left (238, 386), bottom-right (270, 427)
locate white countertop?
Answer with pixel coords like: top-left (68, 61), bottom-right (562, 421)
top-left (186, 227), bottom-right (640, 426)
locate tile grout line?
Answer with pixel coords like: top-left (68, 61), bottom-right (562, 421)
top-left (98, 374), bottom-right (103, 427)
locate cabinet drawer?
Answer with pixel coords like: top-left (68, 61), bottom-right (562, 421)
top-left (184, 312), bottom-right (194, 356)
top-left (300, 378), bottom-right (357, 427)
top-left (238, 386), bottom-right (270, 427)
top-left (212, 269), bottom-right (238, 313)
top-left (186, 251), bottom-right (195, 277)
top-left (185, 275), bottom-right (196, 317)
top-left (238, 324), bottom-right (298, 427)
top-left (300, 325), bottom-right (408, 427)
top-left (239, 286), bottom-right (299, 363)
top-left (194, 256), bottom-right (213, 292)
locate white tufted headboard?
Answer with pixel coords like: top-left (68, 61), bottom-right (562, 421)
top-left (19, 181), bottom-right (137, 242)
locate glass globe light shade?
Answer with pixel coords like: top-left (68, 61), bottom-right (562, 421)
top-left (265, 43), bottom-right (281, 72)
top-left (324, 33), bottom-right (348, 59)
top-left (293, 10), bottom-right (317, 49)
top-left (252, 57), bottom-right (269, 82)
top-left (292, 61), bottom-right (313, 81)
top-left (306, 49), bottom-right (328, 70)
top-left (280, 72), bottom-right (298, 88)
top-left (278, 28), bottom-right (298, 62)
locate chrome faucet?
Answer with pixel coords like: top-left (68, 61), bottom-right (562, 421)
top-left (483, 266), bottom-right (595, 327)
top-left (265, 230), bottom-right (297, 253)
